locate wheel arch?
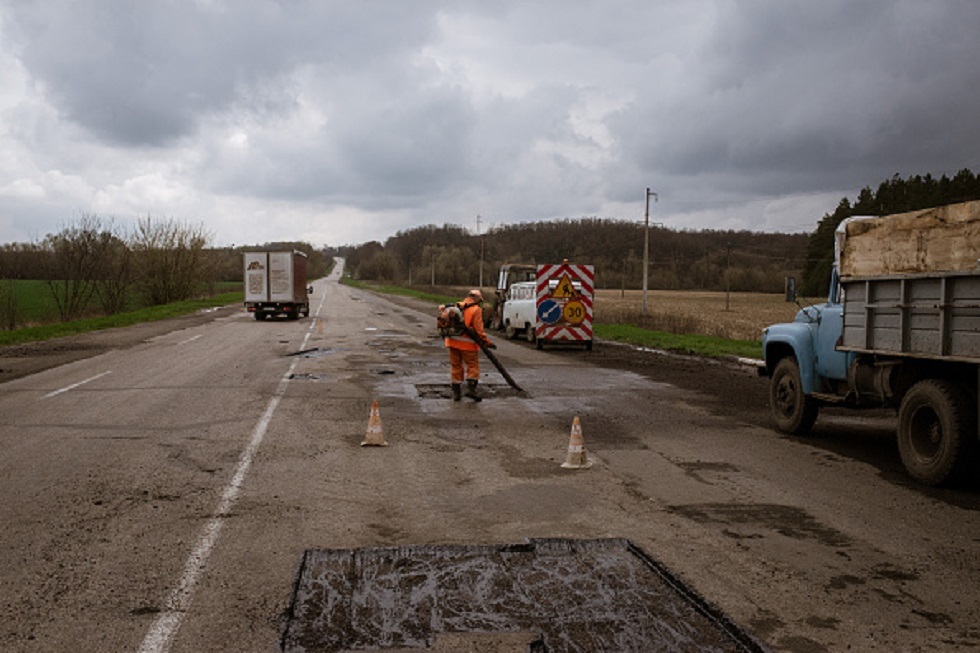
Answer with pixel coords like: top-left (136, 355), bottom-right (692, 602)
top-left (763, 326), bottom-right (817, 395)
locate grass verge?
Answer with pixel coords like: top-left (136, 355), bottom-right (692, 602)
top-left (343, 277), bottom-right (762, 360)
top-left (342, 278), bottom-right (457, 306)
top-left (594, 323), bottom-right (762, 360)
top-left (0, 291), bottom-right (243, 347)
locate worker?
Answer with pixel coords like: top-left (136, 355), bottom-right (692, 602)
top-left (444, 289), bottom-right (495, 401)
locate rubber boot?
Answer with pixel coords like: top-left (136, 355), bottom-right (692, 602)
top-left (451, 383), bottom-right (461, 401)
top-left (464, 379), bottom-right (482, 402)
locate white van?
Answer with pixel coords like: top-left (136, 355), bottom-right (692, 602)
top-left (501, 281), bottom-right (537, 342)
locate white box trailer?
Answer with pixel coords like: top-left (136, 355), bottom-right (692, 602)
top-left (244, 250), bottom-right (310, 320)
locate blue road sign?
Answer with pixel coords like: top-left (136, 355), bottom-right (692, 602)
top-left (537, 299), bottom-right (562, 324)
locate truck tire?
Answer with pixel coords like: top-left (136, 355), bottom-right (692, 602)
top-left (897, 379), bottom-right (977, 486)
top-left (770, 357), bottom-right (818, 434)
top-left (505, 322), bottom-right (517, 339)
top-left (524, 324), bottom-right (535, 343)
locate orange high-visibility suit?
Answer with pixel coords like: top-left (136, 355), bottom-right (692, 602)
top-left (445, 292), bottom-right (493, 401)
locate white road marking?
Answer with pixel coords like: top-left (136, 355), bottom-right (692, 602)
top-left (176, 334), bottom-right (203, 345)
top-left (137, 303), bottom-right (322, 653)
top-left (43, 371), bottom-right (112, 398)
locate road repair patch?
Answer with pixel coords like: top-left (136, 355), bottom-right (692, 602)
top-left (280, 538), bottom-right (767, 652)
top-left (414, 383), bottom-right (524, 399)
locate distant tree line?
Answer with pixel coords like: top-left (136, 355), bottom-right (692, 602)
top-left (800, 168), bottom-right (980, 295)
top-left (0, 214), bottom-right (333, 328)
top-left (345, 168), bottom-right (980, 298)
top-left (345, 219), bottom-right (809, 294)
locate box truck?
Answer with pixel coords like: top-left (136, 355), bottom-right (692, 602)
top-left (244, 250), bottom-right (310, 320)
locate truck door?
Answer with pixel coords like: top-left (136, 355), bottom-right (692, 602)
top-left (814, 303), bottom-right (849, 382)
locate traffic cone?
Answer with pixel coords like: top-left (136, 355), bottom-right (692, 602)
top-left (561, 416), bottom-right (592, 469)
top-left (361, 400), bottom-right (389, 447)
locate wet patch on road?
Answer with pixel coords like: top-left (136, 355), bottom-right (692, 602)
top-left (281, 538), bottom-right (768, 653)
top-left (669, 503), bottom-right (852, 548)
top-left (676, 461), bottom-right (741, 484)
top-left (415, 383), bottom-right (526, 399)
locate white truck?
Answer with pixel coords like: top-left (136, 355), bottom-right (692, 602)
top-left (501, 281), bottom-right (537, 342)
top-left (762, 201), bottom-right (980, 485)
top-left (243, 250), bottom-right (310, 320)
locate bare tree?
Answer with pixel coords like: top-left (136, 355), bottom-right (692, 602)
top-left (130, 216), bottom-right (212, 305)
top-left (0, 279), bottom-right (16, 330)
top-left (39, 214), bottom-right (112, 321)
top-left (93, 230), bottom-right (133, 315)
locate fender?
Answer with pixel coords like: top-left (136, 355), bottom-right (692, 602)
top-left (762, 307), bottom-right (819, 396)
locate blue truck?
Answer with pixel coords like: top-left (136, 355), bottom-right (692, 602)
top-left (761, 201), bottom-right (980, 485)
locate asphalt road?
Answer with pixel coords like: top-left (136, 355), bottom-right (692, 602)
top-left (1, 262), bottom-right (978, 652)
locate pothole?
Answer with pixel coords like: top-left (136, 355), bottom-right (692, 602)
top-left (288, 373), bottom-right (330, 381)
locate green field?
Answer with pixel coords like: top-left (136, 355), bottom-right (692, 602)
top-left (342, 278), bottom-right (765, 360)
top-left (0, 280), bottom-right (243, 346)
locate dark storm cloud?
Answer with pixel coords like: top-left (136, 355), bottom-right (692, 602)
top-left (2, 0), bottom-right (980, 245)
top-left (3, 0), bottom-right (442, 147)
top-left (608, 1), bottom-right (980, 203)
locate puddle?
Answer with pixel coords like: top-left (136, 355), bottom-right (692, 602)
top-left (281, 538), bottom-right (766, 652)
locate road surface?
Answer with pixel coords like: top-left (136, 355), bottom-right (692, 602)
top-left (1, 261), bottom-right (978, 652)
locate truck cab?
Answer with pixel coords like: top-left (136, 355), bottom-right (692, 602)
top-left (761, 267), bottom-right (856, 434)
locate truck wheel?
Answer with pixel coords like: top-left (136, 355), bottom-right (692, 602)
top-left (525, 324), bottom-right (535, 343)
top-left (254, 312), bottom-right (266, 321)
top-left (898, 379), bottom-right (977, 486)
top-left (770, 357), bottom-right (818, 434)
top-left (505, 322), bottom-right (517, 339)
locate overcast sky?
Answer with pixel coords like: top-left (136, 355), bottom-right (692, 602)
top-left (2, 1), bottom-right (979, 248)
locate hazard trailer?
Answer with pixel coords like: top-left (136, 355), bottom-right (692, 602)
top-left (534, 261), bottom-right (594, 350)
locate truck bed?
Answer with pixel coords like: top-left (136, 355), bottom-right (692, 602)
top-left (840, 271), bottom-right (980, 362)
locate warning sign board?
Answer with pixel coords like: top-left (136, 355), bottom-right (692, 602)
top-left (535, 262), bottom-right (594, 349)
top-left (552, 274), bottom-right (579, 299)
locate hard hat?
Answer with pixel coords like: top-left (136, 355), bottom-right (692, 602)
top-left (468, 289), bottom-right (484, 302)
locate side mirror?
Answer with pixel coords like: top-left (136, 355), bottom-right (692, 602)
top-left (784, 276), bottom-right (797, 303)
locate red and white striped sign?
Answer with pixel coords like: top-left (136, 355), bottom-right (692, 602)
top-left (535, 263), bottom-right (594, 344)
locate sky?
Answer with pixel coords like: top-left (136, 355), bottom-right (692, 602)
top-left (1, 1), bottom-right (979, 248)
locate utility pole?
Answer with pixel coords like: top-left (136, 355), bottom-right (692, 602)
top-left (642, 188), bottom-right (658, 316)
top-left (725, 241), bottom-right (732, 311)
top-left (476, 214), bottom-right (484, 289)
